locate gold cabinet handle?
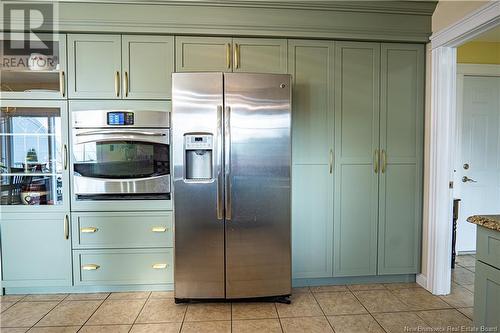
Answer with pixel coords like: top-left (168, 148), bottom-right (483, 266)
top-left (124, 71), bottom-right (129, 97)
top-left (114, 71), bottom-right (120, 97)
top-left (152, 263), bottom-right (168, 269)
top-left (59, 70), bottom-right (65, 97)
top-left (151, 226), bottom-right (168, 233)
top-left (64, 215), bottom-right (69, 240)
top-left (381, 150), bottom-right (387, 173)
top-left (81, 227), bottom-right (98, 233)
top-left (82, 264), bottom-right (100, 271)
top-left (226, 43), bottom-right (231, 69)
top-left (373, 149), bottom-right (380, 174)
top-left (329, 148), bottom-right (334, 174)
top-left (63, 144), bottom-right (68, 170)
top-left (234, 43), bottom-right (240, 69)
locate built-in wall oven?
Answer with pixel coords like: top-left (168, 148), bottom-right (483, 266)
top-left (71, 108), bottom-right (170, 201)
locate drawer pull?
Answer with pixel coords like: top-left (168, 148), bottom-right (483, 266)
top-left (151, 226), bottom-right (168, 233)
top-left (81, 227), bottom-right (98, 233)
top-left (82, 264), bottom-right (100, 271)
top-left (152, 263), bottom-right (168, 269)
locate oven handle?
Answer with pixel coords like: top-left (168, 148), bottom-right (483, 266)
top-left (76, 130), bottom-right (167, 137)
top-left (74, 130), bottom-right (169, 145)
top-left (73, 173), bottom-right (170, 183)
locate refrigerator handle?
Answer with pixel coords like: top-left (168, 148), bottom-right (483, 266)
top-left (224, 105), bottom-right (232, 221)
top-left (216, 105), bottom-right (224, 220)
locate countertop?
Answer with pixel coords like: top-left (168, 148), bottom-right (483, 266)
top-left (467, 215), bottom-right (500, 232)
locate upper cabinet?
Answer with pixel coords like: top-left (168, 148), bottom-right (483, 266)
top-left (68, 34), bottom-right (174, 99)
top-left (176, 36), bottom-right (287, 73)
top-left (0, 33), bottom-right (67, 99)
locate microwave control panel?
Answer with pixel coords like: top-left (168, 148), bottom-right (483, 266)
top-left (184, 134), bottom-right (213, 150)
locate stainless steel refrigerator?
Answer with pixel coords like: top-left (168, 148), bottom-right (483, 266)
top-left (172, 72), bottom-right (291, 302)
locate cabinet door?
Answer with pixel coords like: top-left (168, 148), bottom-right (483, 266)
top-left (68, 34), bottom-right (121, 98)
top-left (233, 38), bottom-right (287, 73)
top-left (378, 44), bottom-right (424, 275)
top-left (334, 42), bottom-right (380, 277)
top-left (175, 36), bottom-right (232, 72)
top-left (0, 213), bottom-right (72, 287)
top-left (289, 40), bottom-right (334, 278)
top-left (122, 35), bottom-right (174, 99)
top-left (474, 260), bottom-right (500, 329)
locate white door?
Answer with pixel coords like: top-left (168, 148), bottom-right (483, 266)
top-left (457, 75), bottom-right (500, 252)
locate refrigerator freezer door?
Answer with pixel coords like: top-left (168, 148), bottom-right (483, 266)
top-left (224, 73), bottom-right (292, 298)
top-left (172, 72), bottom-right (225, 299)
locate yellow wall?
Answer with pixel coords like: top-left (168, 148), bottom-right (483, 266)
top-left (457, 42), bottom-right (500, 64)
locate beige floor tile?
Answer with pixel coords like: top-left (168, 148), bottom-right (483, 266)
top-left (233, 319), bottom-right (282, 333)
top-left (0, 295), bottom-right (26, 302)
top-left (28, 327), bottom-right (80, 333)
top-left (108, 292), bottom-right (151, 300)
top-left (184, 303), bottom-right (231, 322)
top-left (327, 314), bottom-right (385, 333)
top-left (87, 299), bottom-right (146, 325)
top-left (457, 307), bottom-right (474, 320)
top-left (150, 291), bottom-right (174, 299)
top-left (2, 302), bottom-right (16, 313)
top-left (180, 321), bottom-right (231, 333)
top-left (36, 300), bottom-right (102, 326)
top-left (314, 291), bottom-right (367, 316)
top-left (1, 329), bottom-right (29, 333)
top-left (462, 283), bottom-right (475, 293)
top-left (232, 302), bottom-right (278, 320)
top-left (0, 301), bottom-right (59, 327)
top-left (353, 290), bottom-right (408, 313)
top-left (130, 323), bottom-right (182, 333)
top-left (79, 325), bottom-right (132, 333)
top-left (416, 309), bottom-right (472, 330)
top-left (22, 294), bottom-right (67, 302)
top-left (292, 287), bottom-right (310, 294)
top-left (66, 293), bottom-right (109, 301)
top-left (439, 285), bottom-right (474, 308)
top-left (347, 284), bottom-right (387, 291)
top-left (275, 292), bottom-right (323, 318)
top-left (392, 288), bottom-right (451, 310)
top-left (136, 298), bottom-right (187, 323)
top-left (456, 255), bottom-right (476, 267)
top-left (281, 316), bottom-right (333, 333)
top-left (452, 267), bottom-right (475, 285)
top-left (383, 282), bottom-right (422, 290)
top-left (373, 312), bottom-right (431, 333)
top-left (309, 285), bottom-right (348, 293)
top-left (466, 266), bottom-right (476, 272)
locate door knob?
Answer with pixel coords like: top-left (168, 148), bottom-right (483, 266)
top-left (462, 176), bottom-right (477, 183)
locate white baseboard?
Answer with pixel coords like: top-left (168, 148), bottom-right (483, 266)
top-left (416, 274), bottom-right (428, 290)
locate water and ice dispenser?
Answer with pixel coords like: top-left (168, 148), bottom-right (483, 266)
top-left (184, 134), bottom-right (213, 180)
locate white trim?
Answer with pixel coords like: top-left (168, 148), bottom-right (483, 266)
top-left (416, 274), bottom-right (427, 289)
top-left (425, 1), bottom-right (500, 295)
top-left (430, 1), bottom-right (500, 48)
top-left (457, 64), bottom-right (500, 76)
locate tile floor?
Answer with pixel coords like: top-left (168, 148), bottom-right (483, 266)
top-left (0, 256), bottom-right (476, 333)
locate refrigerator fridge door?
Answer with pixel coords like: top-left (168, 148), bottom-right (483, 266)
top-left (224, 73), bottom-right (292, 298)
top-left (172, 72), bottom-right (225, 299)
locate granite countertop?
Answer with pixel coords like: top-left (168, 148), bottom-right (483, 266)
top-left (467, 215), bottom-right (500, 232)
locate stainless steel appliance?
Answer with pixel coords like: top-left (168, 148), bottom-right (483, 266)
top-left (72, 109), bottom-right (170, 200)
top-left (172, 72), bottom-right (291, 301)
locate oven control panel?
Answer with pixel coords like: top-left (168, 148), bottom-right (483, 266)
top-left (107, 112), bottom-right (134, 125)
top-left (184, 134), bottom-right (213, 150)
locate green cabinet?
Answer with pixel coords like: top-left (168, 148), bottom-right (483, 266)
top-left (474, 260), bottom-right (500, 329)
top-left (333, 42), bottom-right (380, 277)
top-left (0, 213), bottom-right (72, 287)
top-left (176, 36), bottom-right (287, 73)
top-left (68, 34), bottom-right (122, 99)
top-left (378, 43), bottom-right (424, 275)
top-left (68, 34), bottom-right (174, 99)
top-left (289, 40), bottom-right (334, 278)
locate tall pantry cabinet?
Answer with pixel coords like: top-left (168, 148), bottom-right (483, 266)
top-left (290, 41), bottom-right (424, 279)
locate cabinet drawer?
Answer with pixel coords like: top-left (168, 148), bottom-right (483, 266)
top-left (72, 212), bottom-right (172, 249)
top-left (477, 226), bottom-right (500, 270)
top-left (73, 249), bottom-right (173, 285)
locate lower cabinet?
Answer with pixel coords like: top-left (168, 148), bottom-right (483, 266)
top-left (73, 249), bottom-right (173, 286)
top-left (0, 212), bottom-right (72, 287)
top-left (474, 260), bottom-right (500, 329)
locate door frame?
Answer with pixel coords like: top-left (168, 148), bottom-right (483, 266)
top-left (421, 1), bottom-right (499, 295)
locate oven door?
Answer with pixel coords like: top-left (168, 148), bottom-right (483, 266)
top-left (72, 128), bottom-right (170, 199)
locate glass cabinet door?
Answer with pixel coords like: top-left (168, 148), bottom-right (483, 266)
top-left (0, 101), bottom-right (68, 209)
top-left (0, 33), bottom-right (66, 99)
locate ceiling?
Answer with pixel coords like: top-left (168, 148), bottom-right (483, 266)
top-left (473, 25), bottom-right (500, 42)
